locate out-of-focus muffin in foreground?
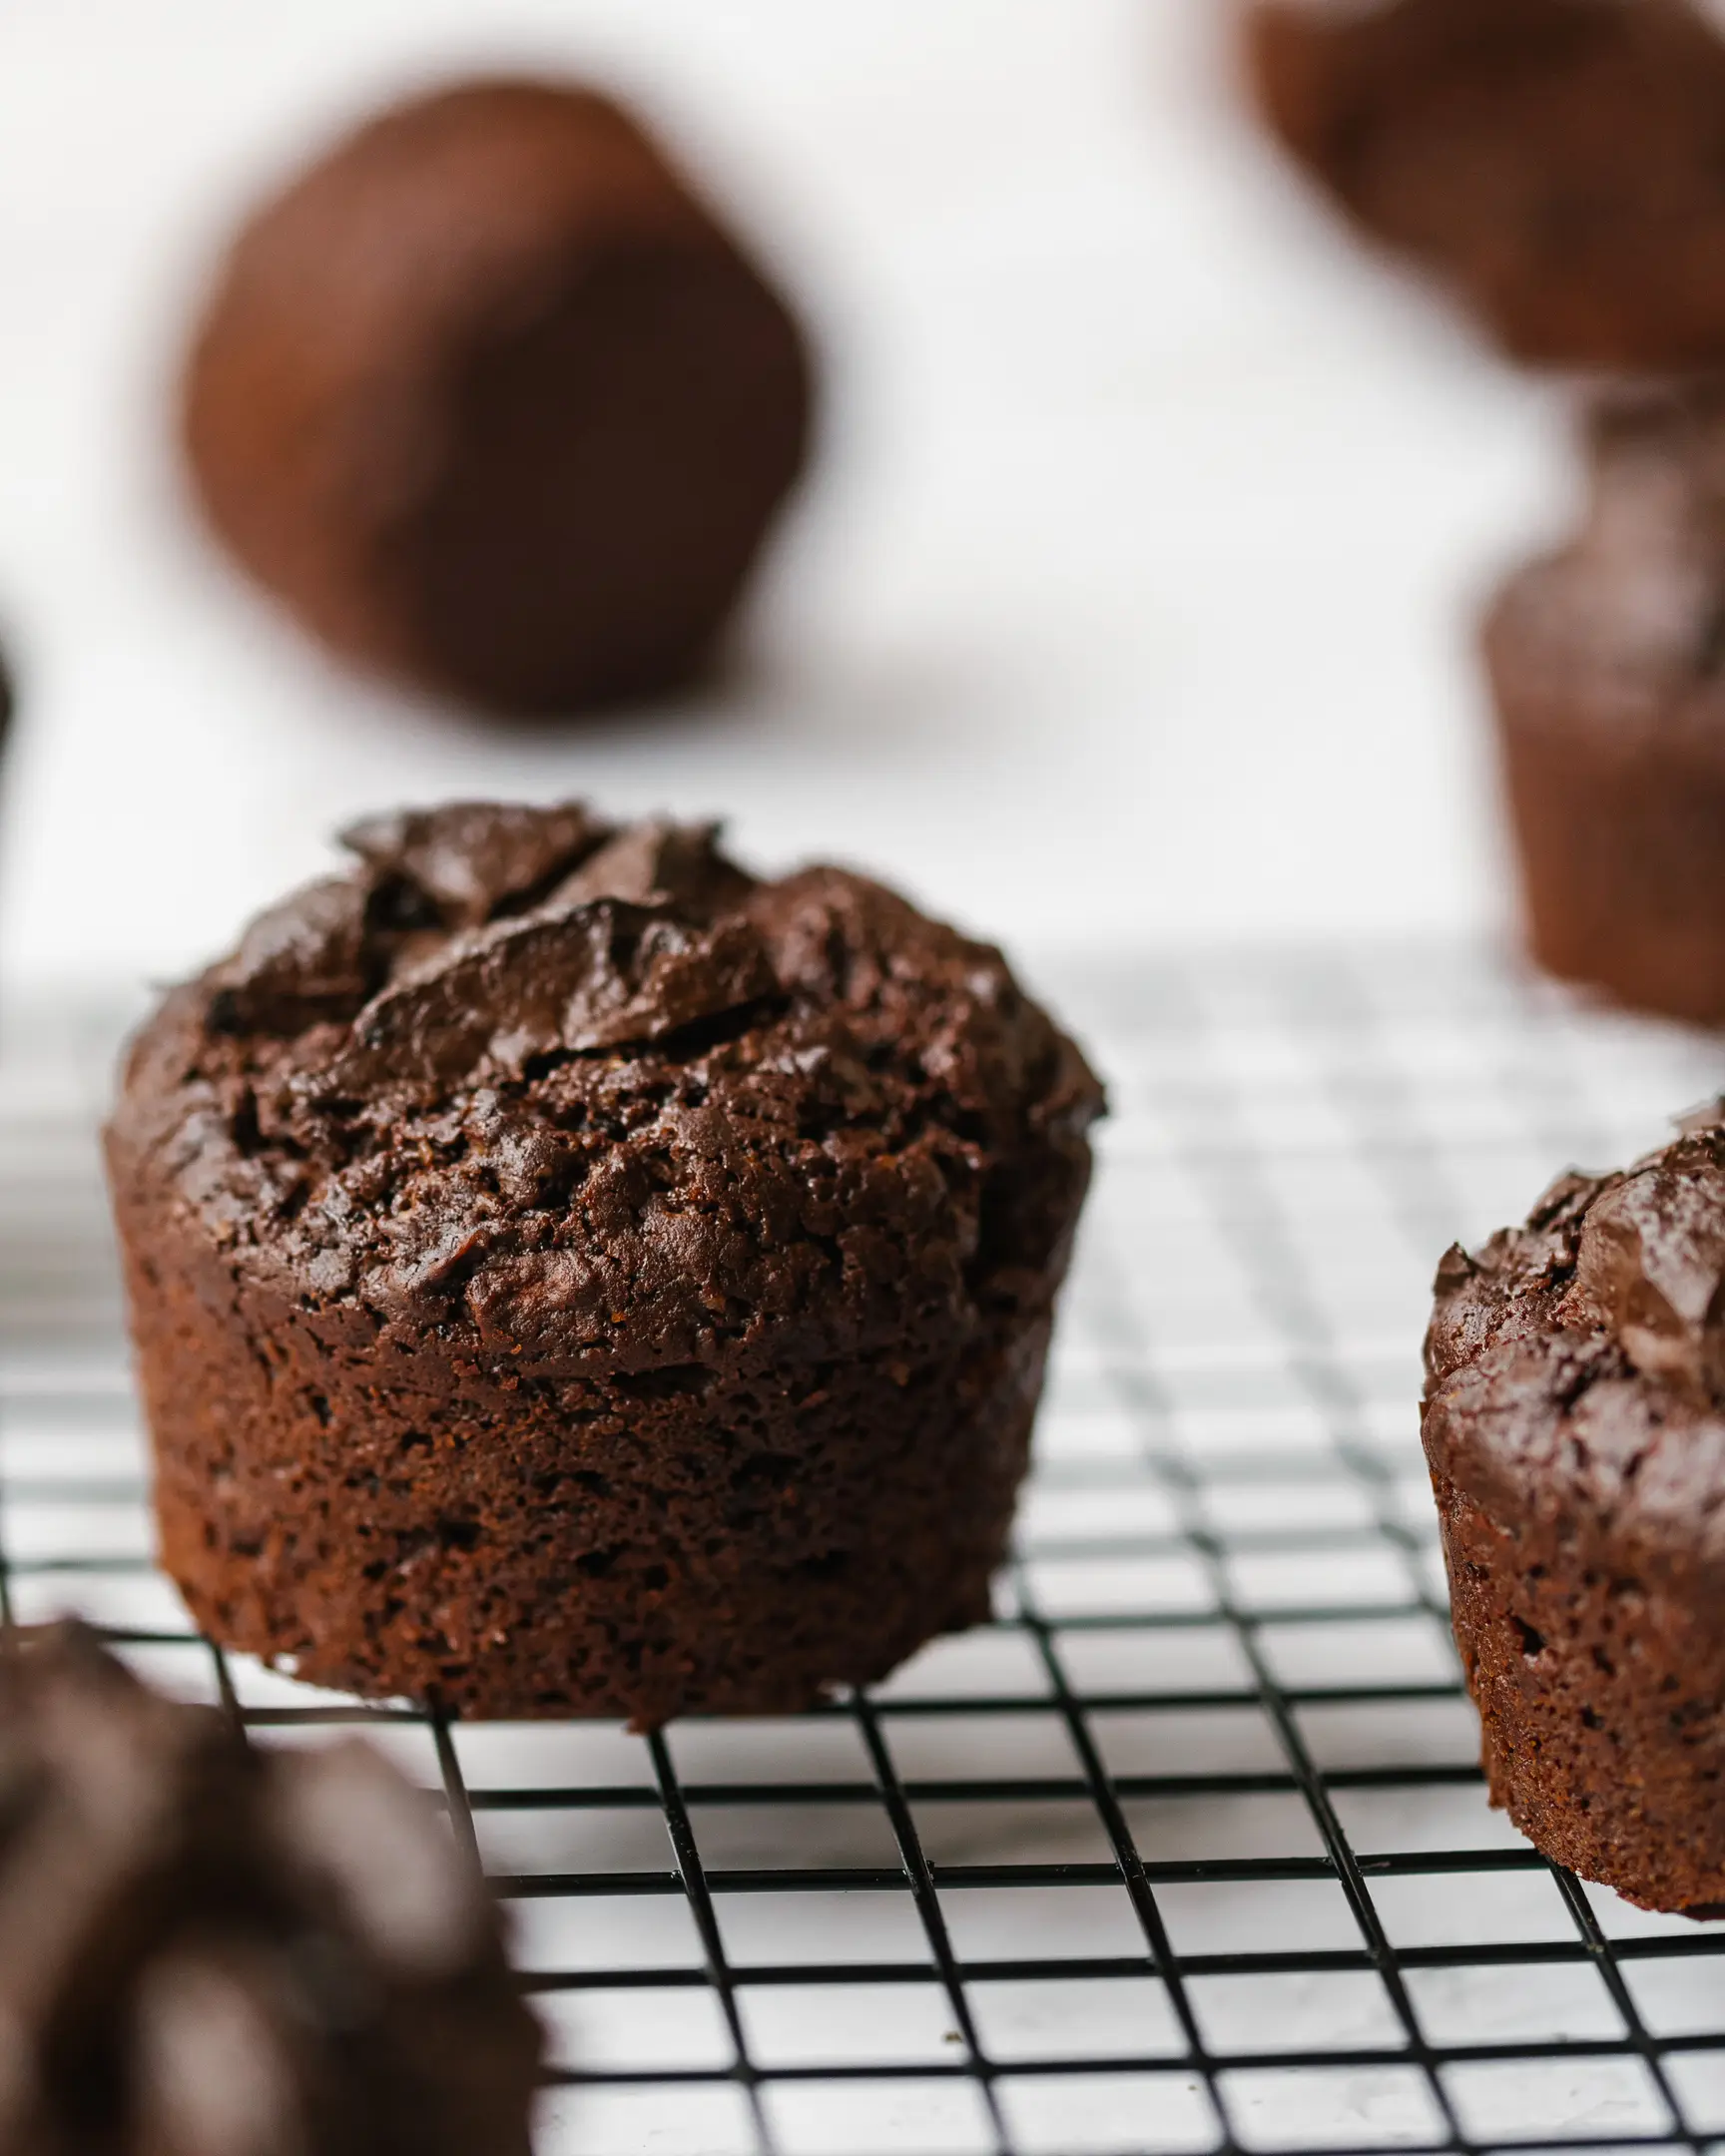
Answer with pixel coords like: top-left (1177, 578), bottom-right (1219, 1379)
top-left (0, 1622), bottom-right (542, 2153)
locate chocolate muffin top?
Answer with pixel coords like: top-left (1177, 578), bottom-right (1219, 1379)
top-left (112, 805), bottom-right (1103, 1370)
top-left (1244, 0), bottom-right (1725, 368)
top-left (0, 1623), bottom-right (539, 2154)
top-left (1426, 1112), bottom-right (1725, 1574)
top-left (1486, 381), bottom-right (1725, 730)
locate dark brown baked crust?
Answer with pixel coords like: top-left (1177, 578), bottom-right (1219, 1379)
top-left (1424, 1116), bottom-right (1725, 1912)
top-left (0, 1622), bottom-right (540, 2153)
top-left (1242, 0), bottom-right (1725, 368)
top-left (106, 805), bottom-right (1103, 1725)
top-left (182, 80), bottom-right (813, 715)
top-left (1483, 380), bottom-right (1725, 1022)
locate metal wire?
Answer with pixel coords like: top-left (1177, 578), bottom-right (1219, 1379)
top-left (5, 947), bottom-right (1725, 2156)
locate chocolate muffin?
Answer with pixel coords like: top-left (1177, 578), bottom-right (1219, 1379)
top-left (182, 80), bottom-right (814, 715)
top-left (1241, 0), bottom-right (1725, 368)
top-left (0, 1622), bottom-right (541, 2152)
top-left (1482, 379), bottom-right (1725, 1023)
top-left (1424, 1116), bottom-right (1725, 1913)
top-left (105, 804), bottom-right (1103, 1724)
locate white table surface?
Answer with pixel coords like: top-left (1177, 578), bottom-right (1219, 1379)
top-left (0, 0), bottom-right (1574, 997)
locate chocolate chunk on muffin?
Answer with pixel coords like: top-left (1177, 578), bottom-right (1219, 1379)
top-left (1482, 379), bottom-right (1725, 1023)
top-left (1241, 0), bottom-right (1725, 368)
top-left (1424, 1113), bottom-right (1725, 1912)
top-left (182, 79), bottom-right (814, 715)
top-left (0, 1622), bottom-right (541, 2152)
top-left (106, 804), bottom-right (1103, 1724)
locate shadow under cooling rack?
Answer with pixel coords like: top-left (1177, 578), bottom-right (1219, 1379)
top-left (5, 942), bottom-right (1725, 2156)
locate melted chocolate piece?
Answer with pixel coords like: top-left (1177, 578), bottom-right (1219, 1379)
top-left (209, 876), bottom-right (376, 1036)
top-left (207, 806), bottom-right (776, 1088)
top-left (1575, 1137), bottom-right (1725, 1396)
top-left (331, 898), bottom-right (778, 1091)
top-left (547, 816), bottom-right (750, 915)
top-left (340, 803), bottom-right (609, 929)
top-left (201, 806), bottom-right (777, 1092)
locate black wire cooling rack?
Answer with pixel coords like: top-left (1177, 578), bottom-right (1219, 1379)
top-left (7, 945), bottom-right (1725, 2156)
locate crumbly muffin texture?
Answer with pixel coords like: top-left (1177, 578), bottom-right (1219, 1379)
top-left (108, 805), bottom-right (1102, 1724)
top-left (1425, 1111), bottom-right (1725, 1911)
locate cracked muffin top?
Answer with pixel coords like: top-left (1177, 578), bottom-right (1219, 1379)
top-left (108, 804), bottom-right (1104, 1372)
top-left (1424, 1108), bottom-right (1725, 1568)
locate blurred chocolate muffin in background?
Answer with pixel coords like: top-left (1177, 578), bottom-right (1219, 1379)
top-left (182, 79), bottom-right (816, 716)
top-left (1241, 0), bottom-right (1725, 369)
top-left (1483, 380), bottom-right (1725, 1022)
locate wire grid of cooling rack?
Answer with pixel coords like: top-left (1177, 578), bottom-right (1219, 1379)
top-left (8, 946), bottom-right (1725, 2156)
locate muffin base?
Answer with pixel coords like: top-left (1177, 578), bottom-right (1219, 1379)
top-left (1431, 1459), bottom-right (1725, 1914)
top-left (117, 1191), bottom-right (1051, 1726)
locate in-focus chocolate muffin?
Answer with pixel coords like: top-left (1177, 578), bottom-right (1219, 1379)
top-left (1241, 0), bottom-right (1725, 368)
top-left (106, 805), bottom-right (1103, 1725)
top-left (1425, 1115), bottom-right (1725, 1913)
top-left (182, 80), bottom-right (814, 715)
top-left (1483, 380), bottom-right (1725, 1023)
top-left (0, 1621), bottom-right (541, 2152)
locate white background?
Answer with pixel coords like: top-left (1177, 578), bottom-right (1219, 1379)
top-left (0, 0), bottom-right (1575, 995)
